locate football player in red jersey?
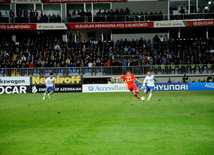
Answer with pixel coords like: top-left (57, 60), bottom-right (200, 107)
top-left (112, 70), bottom-right (143, 101)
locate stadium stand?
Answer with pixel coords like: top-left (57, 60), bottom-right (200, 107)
top-left (0, 36), bottom-right (213, 76)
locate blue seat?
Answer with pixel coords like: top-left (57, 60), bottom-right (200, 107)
top-left (73, 69), bottom-right (76, 73)
top-left (49, 70), bottom-right (52, 73)
top-left (33, 70), bottom-right (37, 74)
top-left (0, 71), bottom-right (3, 74)
top-left (204, 67), bottom-right (207, 70)
top-left (60, 69), bottom-right (63, 73)
top-left (69, 70), bottom-right (73, 73)
top-left (45, 70), bottom-right (49, 73)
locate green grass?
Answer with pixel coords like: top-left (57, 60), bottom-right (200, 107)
top-left (0, 91), bottom-right (214, 155)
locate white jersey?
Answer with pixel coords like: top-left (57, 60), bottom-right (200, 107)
top-left (45, 77), bottom-right (55, 87)
top-left (143, 75), bottom-right (155, 87)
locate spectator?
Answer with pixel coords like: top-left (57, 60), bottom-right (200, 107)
top-left (68, 62), bottom-right (74, 67)
top-left (41, 10), bottom-right (44, 17)
top-left (168, 78), bottom-right (171, 83)
top-left (17, 8), bottom-right (22, 17)
top-left (105, 60), bottom-right (111, 67)
top-left (88, 61), bottom-right (92, 67)
top-left (9, 10), bottom-right (14, 18)
top-left (30, 10), bottom-right (33, 17)
top-left (105, 59), bottom-right (111, 74)
top-left (3, 12), bottom-right (9, 17)
top-left (56, 14), bottom-right (61, 22)
top-left (207, 75), bottom-right (213, 82)
top-left (170, 8), bottom-right (173, 14)
top-left (182, 74), bottom-right (188, 83)
top-left (54, 44), bottom-right (60, 50)
top-left (163, 34), bottom-right (168, 42)
top-left (159, 35), bottom-right (164, 42)
top-left (122, 59), bottom-right (127, 74)
top-left (29, 62), bottom-right (34, 68)
top-left (153, 34), bottom-right (160, 43)
top-left (24, 8), bottom-right (28, 17)
top-left (179, 7), bottom-right (185, 14)
top-left (34, 10), bottom-right (38, 17)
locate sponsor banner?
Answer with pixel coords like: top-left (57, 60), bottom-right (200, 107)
top-left (11, 0), bottom-right (41, 3)
top-left (0, 0), bottom-right (11, 2)
top-left (154, 21), bottom-right (185, 28)
top-left (136, 83), bottom-right (189, 91)
top-left (0, 86), bottom-right (31, 94)
top-left (83, 84), bottom-right (129, 93)
top-left (37, 23), bottom-right (67, 30)
top-left (0, 24), bottom-right (36, 30)
top-left (69, 22), bottom-right (153, 30)
top-left (190, 82), bottom-right (214, 91)
top-left (31, 85), bottom-right (82, 93)
top-left (185, 20), bottom-right (214, 27)
top-left (44, 0), bottom-right (126, 3)
top-left (31, 76), bottom-right (82, 85)
top-left (0, 77), bottom-right (30, 86)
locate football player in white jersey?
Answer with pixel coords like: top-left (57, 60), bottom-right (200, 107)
top-left (43, 73), bottom-right (55, 100)
top-left (143, 71), bottom-right (155, 101)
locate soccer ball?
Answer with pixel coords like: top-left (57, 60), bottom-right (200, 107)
top-left (141, 96), bottom-right (145, 101)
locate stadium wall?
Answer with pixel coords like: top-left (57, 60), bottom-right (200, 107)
top-left (84, 74), bottom-right (212, 84)
top-left (0, 76), bottom-right (82, 94)
top-left (0, 76), bottom-right (213, 94)
top-left (82, 83), bottom-right (214, 93)
top-left (82, 83), bottom-right (190, 93)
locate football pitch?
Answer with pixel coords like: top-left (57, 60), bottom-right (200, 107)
top-left (0, 91), bottom-right (214, 155)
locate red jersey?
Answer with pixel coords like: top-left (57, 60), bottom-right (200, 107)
top-left (105, 62), bottom-right (111, 67)
top-left (120, 73), bottom-right (137, 86)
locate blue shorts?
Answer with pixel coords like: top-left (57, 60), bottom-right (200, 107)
top-left (46, 86), bottom-right (54, 92)
top-left (145, 86), bottom-right (154, 93)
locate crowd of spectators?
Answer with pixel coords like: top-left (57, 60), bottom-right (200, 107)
top-left (175, 6), bottom-right (211, 14)
top-left (0, 8), bottom-right (61, 23)
top-left (182, 74), bottom-right (214, 83)
top-left (68, 9), bottom-right (92, 22)
top-left (1, 5), bottom-right (214, 23)
top-left (0, 35), bottom-right (214, 76)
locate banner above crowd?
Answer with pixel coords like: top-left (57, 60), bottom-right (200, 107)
top-left (68, 22), bottom-right (154, 29)
top-left (0, 20), bottom-right (214, 30)
top-left (0, 24), bottom-right (37, 30)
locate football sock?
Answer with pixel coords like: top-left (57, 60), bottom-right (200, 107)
top-left (49, 92), bottom-right (52, 96)
top-left (134, 94), bottom-right (141, 100)
top-left (44, 93), bottom-right (46, 97)
top-left (148, 93), bottom-right (152, 99)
